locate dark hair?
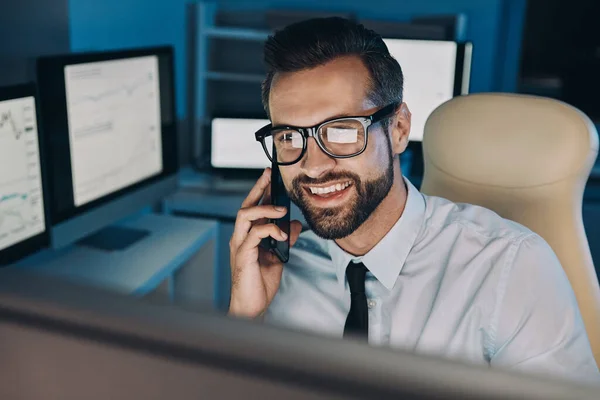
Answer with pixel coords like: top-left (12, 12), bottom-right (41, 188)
top-left (261, 17), bottom-right (404, 118)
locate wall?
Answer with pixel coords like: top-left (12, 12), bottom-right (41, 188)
top-left (0, 0), bottom-right (70, 87)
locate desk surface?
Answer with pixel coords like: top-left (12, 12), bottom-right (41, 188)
top-left (9, 213), bottom-right (218, 296)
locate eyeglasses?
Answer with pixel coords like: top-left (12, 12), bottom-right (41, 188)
top-left (255, 103), bottom-right (399, 166)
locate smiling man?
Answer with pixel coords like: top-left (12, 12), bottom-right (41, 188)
top-left (227, 17), bottom-right (599, 382)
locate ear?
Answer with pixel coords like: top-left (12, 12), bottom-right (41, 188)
top-left (390, 102), bottom-right (411, 156)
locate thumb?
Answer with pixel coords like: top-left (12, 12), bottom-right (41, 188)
top-left (289, 220), bottom-right (303, 247)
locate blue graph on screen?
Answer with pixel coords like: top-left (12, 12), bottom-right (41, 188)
top-left (0, 193), bottom-right (28, 204)
top-left (0, 192), bottom-right (34, 229)
top-left (0, 96), bottom-right (45, 252)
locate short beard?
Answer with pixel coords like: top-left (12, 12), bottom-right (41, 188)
top-left (288, 136), bottom-right (395, 240)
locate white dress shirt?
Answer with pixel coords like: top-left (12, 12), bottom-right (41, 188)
top-left (265, 177), bottom-right (600, 383)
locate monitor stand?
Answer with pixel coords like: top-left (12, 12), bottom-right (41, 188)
top-left (78, 226), bottom-right (151, 252)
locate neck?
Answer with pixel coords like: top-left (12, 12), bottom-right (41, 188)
top-left (334, 166), bottom-right (408, 256)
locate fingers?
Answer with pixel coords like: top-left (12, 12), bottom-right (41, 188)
top-left (241, 168), bottom-right (271, 209)
top-left (237, 223), bottom-right (288, 256)
top-left (230, 205), bottom-right (287, 250)
top-left (260, 176), bottom-right (272, 206)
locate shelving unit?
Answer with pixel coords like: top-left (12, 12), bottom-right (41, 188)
top-left (189, 2), bottom-right (273, 168)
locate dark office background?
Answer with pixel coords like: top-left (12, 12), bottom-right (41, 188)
top-left (1, 0), bottom-right (599, 270)
top-left (520, 0), bottom-right (600, 121)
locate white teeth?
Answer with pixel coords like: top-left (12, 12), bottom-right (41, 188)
top-left (309, 181), bottom-right (351, 195)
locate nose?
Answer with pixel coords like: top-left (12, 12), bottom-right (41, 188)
top-left (300, 137), bottom-right (336, 179)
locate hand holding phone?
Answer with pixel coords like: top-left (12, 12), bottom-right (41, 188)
top-left (228, 167), bottom-right (302, 319)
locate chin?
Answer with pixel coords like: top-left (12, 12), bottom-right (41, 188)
top-left (300, 199), bottom-right (361, 240)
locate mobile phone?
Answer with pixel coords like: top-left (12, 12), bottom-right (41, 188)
top-left (261, 161), bottom-right (291, 263)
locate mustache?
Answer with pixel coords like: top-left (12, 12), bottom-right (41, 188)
top-left (292, 171), bottom-right (361, 187)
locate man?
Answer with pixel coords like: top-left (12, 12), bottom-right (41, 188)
top-left (228, 17), bottom-right (599, 381)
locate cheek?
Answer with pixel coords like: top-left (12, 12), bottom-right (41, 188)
top-left (351, 133), bottom-right (391, 176)
top-left (280, 166), bottom-right (299, 191)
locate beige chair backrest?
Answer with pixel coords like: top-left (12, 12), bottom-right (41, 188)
top-left (420, 93), bottom-right (600, 365)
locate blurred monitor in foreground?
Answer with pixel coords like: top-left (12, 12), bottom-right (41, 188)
top-left (0, 271), bottom-right (597, 400)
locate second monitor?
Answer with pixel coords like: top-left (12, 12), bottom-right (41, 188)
top-left (36, 46), bottom-right (179, 250)
top-left (383, 38), bottom-right (472, 142)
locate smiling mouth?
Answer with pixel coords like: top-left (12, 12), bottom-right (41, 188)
top-left (304, 181), bottom-right (353, 198)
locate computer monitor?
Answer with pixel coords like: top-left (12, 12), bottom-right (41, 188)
top-left (0, 270), bottom-right (598, 400)
top-left (382, 38), bottom-right (472, 142)
top-left (210, 117), bottom-right (270, 170)
top-left (36, 46), bottom-right (178, 249)
top-left (0, 84), bottom-right (49, 266)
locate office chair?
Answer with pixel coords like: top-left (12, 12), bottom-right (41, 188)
top-left (419, 93), bottom-right (600, 366)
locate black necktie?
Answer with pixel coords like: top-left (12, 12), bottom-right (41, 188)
top-left (344, 262), bottom-right (369, 340)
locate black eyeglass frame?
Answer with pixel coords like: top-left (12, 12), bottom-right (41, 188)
top-left (255, 102), bottom-right (400, 166)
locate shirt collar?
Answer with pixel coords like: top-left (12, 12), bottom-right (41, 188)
top-left (327, 177), bottom-right (426, 291)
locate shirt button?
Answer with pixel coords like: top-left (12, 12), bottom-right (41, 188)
top-left (368, 300), bottom-right (377, 309)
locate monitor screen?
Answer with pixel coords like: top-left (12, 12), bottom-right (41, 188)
top-left (36, 46), bottom-right (178, 230)
top-left (0, 84), bottom-right (49, 265)
top-left (63, 56), bottom-right (163, 206)
top-left (383, 38), bottom-right (458, 142)
top-left (210, 118), bottom-right (270, 169)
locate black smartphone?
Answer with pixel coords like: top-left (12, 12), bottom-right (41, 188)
top-left (261, 161), bottom-right (291, 263)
